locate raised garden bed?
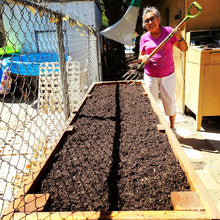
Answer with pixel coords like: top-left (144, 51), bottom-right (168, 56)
top-left (36, 82), bottom-right (190, 211)
top-left (3, 82), bottom-right (220, 220)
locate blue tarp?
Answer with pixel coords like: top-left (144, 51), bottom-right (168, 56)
top-left (0, 53), bottom-right (64, 80)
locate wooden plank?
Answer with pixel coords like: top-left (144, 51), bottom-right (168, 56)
top-left (141, 82), bottom-right (220, 219)
top-left (17, 194), bottom-right (50, 212)
top-left (14, 210), bottom-right (209, 220)
top-left (171, 191), bottom-right (205, 211)
top-left (66, 125), bottom-right (75, 134)
top-left (95, 80), bottom-right (142, 86)
top-left (157, 124), bottom-right (165, 133)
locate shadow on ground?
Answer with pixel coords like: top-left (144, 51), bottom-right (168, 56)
top-left (178, 116), bottom-right (220, 154)
top-left (178, 137), bottom-right (220, 154)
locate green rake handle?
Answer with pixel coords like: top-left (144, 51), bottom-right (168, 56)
top-left (138, 1), bottom-right (202, 69)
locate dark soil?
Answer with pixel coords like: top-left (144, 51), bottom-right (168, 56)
top-left (37, 83), bottom-right (190, 212)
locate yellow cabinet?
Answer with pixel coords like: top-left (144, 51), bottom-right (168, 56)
top-left (185, 46), bottom-right (220, 130)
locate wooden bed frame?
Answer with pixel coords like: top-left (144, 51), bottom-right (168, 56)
top-left (3, 81), bottom-right (220, 220)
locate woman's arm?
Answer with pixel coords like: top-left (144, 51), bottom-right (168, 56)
top-left (173, 28), bottom-right (188, 52)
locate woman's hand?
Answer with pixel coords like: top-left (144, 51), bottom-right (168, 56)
top-left (138, 54), bottom-right (149, 64)
top-left (172, 27), bottom-right (182, 40)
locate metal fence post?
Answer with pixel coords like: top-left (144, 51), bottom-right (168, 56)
top-left (96, 31), bottom-right (103, 81)
top-left (56, 16), bottom-right (70, 119)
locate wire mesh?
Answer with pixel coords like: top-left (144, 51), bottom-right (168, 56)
top-left (0, 0), bottom-right (101, 218)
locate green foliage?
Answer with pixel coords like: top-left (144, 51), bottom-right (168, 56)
top-left (99, 0), bottom-right (130, 26)
top-left (102, 11), bottom-right (109, 28)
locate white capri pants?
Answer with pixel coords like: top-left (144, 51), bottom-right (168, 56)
top-left (144, 73), bottom-right (176, 116)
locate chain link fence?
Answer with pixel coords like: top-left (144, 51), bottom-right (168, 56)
top-left (0, 0), bottom-right (102, 218)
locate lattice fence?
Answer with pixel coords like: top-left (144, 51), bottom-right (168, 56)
top-left (0, 0), bottom-right (101, 218)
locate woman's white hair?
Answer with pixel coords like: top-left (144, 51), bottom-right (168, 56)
top-left (142, 6), bottom-right (160, 29)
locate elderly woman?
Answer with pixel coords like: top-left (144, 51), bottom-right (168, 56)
top-left (139, 6), bottom-right (188, 130)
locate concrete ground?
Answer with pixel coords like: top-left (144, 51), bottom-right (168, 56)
top-left (158, 99), bottom-right (220, 212)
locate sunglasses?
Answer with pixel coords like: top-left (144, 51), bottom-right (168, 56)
top-left (144, 16), bottom-right (157, 24)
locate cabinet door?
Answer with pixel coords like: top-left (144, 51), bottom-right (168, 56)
top-left (203, 64), bottom-right (220, 116)
top-left (185, 62), bottom-right (201, 114)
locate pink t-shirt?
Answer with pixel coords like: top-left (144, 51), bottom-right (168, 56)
top-left (139, 26), bottom-right (177, 77)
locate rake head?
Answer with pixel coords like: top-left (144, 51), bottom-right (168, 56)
top-left (122, 63), bottom-right (143, 82)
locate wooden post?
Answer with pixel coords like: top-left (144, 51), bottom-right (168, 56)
top-left (56, 16), bottom-right (70, 120)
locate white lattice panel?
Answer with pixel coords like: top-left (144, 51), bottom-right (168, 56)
top-left (39, 62), bottom-right (64, 113)
top-left (66, 61), bottom-right (81, 111)
top-left (39, 61), bottom-right (81, 113)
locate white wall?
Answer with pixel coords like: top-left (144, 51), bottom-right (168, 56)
top-left (49, 1), bottom-right (102, 30)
